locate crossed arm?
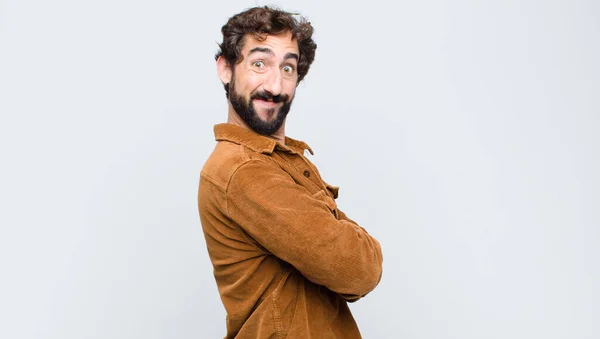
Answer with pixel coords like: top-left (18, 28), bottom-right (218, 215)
top-left (226, 159), bottom-right (383, 301)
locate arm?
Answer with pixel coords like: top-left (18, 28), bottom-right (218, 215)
top-left (226, 159), bottom-right (383, 300)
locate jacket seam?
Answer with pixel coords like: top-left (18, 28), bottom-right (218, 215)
top-left (271, 287), bottom-right (285, 338)
top-left (224, 158), bottom-right (273, 255)
top-left (224, 158), bottom-right (270, 217)
top-left (199, 171), bottom-right (226, 192)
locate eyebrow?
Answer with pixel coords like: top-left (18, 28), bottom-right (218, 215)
top-left (247, 47), bottom-right (299, 62)
top-left (284, 52), bottom-right (299, 62)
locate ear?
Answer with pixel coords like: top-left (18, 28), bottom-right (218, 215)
top-left (216, 56), bottom-right (232, 85)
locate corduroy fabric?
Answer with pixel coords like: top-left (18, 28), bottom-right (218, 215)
top-left (198, 123), bottom-right (383, 338)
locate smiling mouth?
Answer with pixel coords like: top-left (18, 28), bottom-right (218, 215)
top-left (253, 98), bottom-right (279, 106)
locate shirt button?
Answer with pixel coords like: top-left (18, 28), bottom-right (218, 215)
top-left (303, 170), bottom-right (310, 178)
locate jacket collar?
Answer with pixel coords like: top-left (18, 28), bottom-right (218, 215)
top-left (214, 123), bottom-right (314, 155)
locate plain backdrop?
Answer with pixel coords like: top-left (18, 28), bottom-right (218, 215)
top-left (1, 0), bottom-right (599, 338)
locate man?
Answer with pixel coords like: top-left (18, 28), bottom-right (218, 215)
top-left (198, 6), bottom-right (383, 338)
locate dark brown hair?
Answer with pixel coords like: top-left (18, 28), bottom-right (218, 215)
top-left (215, 6), bottom-right (317, 87)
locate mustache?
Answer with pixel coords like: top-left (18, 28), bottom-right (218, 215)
top-left (251, 91), bottom-right (289, 103)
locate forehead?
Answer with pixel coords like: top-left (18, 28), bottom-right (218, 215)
top-left (241, 31), bottom-right (299, 57)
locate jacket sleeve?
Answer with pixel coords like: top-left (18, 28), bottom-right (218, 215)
top-left (226, 159), bottom-right (383, 300)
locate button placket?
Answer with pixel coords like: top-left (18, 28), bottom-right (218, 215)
top-left (272, 151), bottom-right (322, 193)
top-left (298, 154), bottom-right (328, 191)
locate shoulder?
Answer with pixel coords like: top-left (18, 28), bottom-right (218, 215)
top-left (200, 140), bottom-right (273, 191)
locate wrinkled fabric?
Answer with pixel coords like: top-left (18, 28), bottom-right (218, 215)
top-left (198, 123), bottom-right (383, 338)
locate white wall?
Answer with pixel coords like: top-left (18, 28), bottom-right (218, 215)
top-left (1, 0), bottom-right (598, 338)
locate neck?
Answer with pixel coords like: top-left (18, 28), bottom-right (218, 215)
top-left (226, 105), bottom-right (286, 144)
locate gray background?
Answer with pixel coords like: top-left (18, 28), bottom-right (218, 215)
top-left (1, 0), bottom-right (599, 338)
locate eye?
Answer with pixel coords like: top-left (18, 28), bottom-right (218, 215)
top-left (282, 65), bottom-right (295, 74)
top-left (252, 61), bottom-right (265, 69)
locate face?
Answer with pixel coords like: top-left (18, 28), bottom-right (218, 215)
top-left (225, 32), bottom-right (300, 136)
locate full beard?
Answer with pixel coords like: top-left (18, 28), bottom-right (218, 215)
top-left (228, 80), bottom-right (293, 136)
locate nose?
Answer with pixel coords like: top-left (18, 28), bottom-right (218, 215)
top-left (262, 69), bottom-right (283, 96)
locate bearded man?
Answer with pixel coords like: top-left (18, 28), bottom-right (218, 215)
top-left (198, 6), bottom-right (383, 338)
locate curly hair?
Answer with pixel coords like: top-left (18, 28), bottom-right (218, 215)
top-left (215, 6), bottom-right (317, 88)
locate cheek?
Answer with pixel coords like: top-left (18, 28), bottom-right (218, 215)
top-left (283, 83), bottom-right (297, 98)
top-left (233, 68), bottom-right (261, 91)
top-left (239, 75), bottom-right (264, 95)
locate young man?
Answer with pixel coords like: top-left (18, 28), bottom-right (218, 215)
top-left (198, 6), bottom-right (383, 338)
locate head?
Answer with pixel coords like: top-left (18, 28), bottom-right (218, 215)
top-left (215, 6), bottom-right (317, 136)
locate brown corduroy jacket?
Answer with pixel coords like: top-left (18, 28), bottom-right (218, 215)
top-left (198, 123), bottom-right (383, 338)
